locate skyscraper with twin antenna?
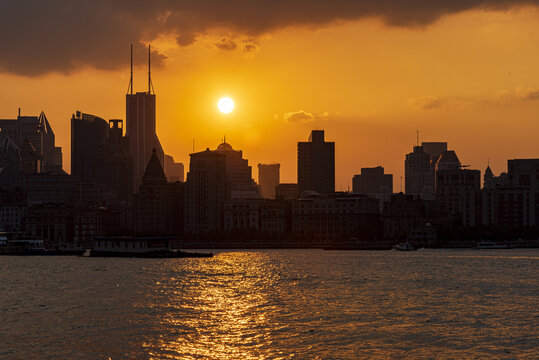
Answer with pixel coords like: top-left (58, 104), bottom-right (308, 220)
top-left (126, 44), bottom-right (165, 191)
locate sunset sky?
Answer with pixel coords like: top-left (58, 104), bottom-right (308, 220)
top-left (1, 1), bottom-right (539, 190)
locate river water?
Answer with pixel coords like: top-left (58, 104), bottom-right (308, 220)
top-left (1, 249), bottom-right (538, 359)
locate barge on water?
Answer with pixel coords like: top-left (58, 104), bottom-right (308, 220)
top-left (90, 236), bottom-right (213, 258)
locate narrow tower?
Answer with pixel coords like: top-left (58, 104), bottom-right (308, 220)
top-left (126, 44), bottom-right (164, 192)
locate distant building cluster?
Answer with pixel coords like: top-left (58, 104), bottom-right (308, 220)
top-left (1, 49), bottom-right (538, 249)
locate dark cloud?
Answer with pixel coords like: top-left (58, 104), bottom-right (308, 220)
top-left (1, 0), bottom-right (538, 76)
top-left (215, 38), bottom-right (237, 51)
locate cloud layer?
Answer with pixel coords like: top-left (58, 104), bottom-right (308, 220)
top-left (1, 0), bottom-right (538, 76)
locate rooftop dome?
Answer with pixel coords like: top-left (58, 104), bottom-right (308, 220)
top-left (216, 142), bottom-right (233, 152)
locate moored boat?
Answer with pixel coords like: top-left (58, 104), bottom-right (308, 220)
top-left (0, 232), bottom-right (87, 256)
top-left (475, 241), bottom-right (511, 249)
top-left (90, 236), bottom-right (213, 258)
top-left (393, 241), bottom-right (417, 251)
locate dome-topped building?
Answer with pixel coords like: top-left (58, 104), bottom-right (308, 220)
top-left (214, 138), bottom-right (261, 199)
top-left (216, 142), bottom-right (234, 152)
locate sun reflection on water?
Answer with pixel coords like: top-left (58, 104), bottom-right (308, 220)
top-left (141, 252), bottom-right (291, 359)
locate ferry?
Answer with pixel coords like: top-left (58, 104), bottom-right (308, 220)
top-left (90, 236), bottom-right (213, 258)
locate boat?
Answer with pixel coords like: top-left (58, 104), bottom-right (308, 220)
top-left (0, 232), bottom-right (47, 255)
top-left (54, 242), bottom-right (85, 256)
top-left (0, 232), bottom-right (86, 256)
top-left (475, 241), bottom-right (511, 249)
top-left (90, 236), bottom-right (213, 258)
top-left (393, 241), bottom-right (417, 251)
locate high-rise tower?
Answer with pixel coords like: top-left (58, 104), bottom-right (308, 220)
top-left (297, 130), bottom-right (335, 194)
top-left (125, 44), bottom-right (164, 191)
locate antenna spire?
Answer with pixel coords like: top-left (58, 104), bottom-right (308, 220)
top-left (416, 130), bottom-right (419, 146)
top-left (127, 44), bottom-right (133, 95)
top-left (148, 44), bottom-right (155, 94)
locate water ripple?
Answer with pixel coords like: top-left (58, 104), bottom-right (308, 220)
top-left (0, 249), bottom-right (538, 359)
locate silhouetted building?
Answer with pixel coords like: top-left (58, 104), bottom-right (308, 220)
top-left (25, 173), bottom-right (73, 205)
top-left (382, 193), bottom-right (427, 242)
top-left (224, 199), bottom-right (264, 232)
top-left (258, 163), bottom-right (280, 199)
top-left (276, 183), bottom-right (299, 200)
top-left (73, 207), bottom-right (117, 249)
top-left (70, 182), bottom-right (116, 207)
top-left (223, 198), bottom-right (292, 241)
top-left (0, 134), bottom-right (23, 190)
top-left (0, 110), bottom-right (62, 173)
top-left (185, 149), bottom-right (228, 236)
top-left (352, 166), bottom-right (393, 195)
top-left (215, 140), bottom-right (260, 199)
top-left (298, 130), bottom-right (335, 194)
top-left (125, 47), bottom-right (164, 191)
top-left (481, 165), bottom-right (499, 225)
top-left (435, 151), bottom-right (481, 226)
top-left (95, 119), bottom-right (133, 203)
top-left (71, 113), bottom-right (133, 203)
top-left (0, 189), bottom-right (25, 232)
top-left (293, 193), bottom-right (380, 245)
top-left (261, 200), bottom-right (292, 239)
top-left (23, 204), bottom-right (74, 249)
top-left (493, 159), bottom-right (539, 227)
top-left (134, 150), bottom-right (184, 235)
top-left (71, 111), bottom-right (109, 182)
top-left (422, 142), bottom-right (448, 163)
top-left (164, 154), bottom-right (184, 182)
top-left (405, 142), bottom-right (448, 199)
top-left (405, 145), bottom-right (434, 198)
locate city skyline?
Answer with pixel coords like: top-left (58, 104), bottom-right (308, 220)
top-left (2, 4), bottom-right (539, 190)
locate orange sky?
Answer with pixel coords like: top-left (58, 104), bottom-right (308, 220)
top-left (1, 7), bottom-right (539, 190)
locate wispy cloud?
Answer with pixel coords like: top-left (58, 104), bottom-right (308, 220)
top-left (282, 110), bottom-right (330, 123)
top-left (407, 96), bottom-right (471, 110)
top-left (492, 86), bottom-right (539, 105)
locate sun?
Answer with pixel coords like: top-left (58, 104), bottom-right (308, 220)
top-left (218, 97), bottom-right (234, 114)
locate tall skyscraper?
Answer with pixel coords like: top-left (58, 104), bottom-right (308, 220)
top-left (258, 163), bottom-right (280, 199)
top-left (72, 112), bottom-right (133, 203)
top-left (96, 119), bottom-right (133, 203)
top-left (125, 45), bottom-right (164, 191)
top-left (297, 130), bottom-right (335, 194)
top-left (405, 141), bottom-right (448, 199)
top-left (185, 149), bottom-right (228, 235)
top-left (435, 150), bottom-right (481, 226)
top-left (71, 111), bottom-right (109, 182)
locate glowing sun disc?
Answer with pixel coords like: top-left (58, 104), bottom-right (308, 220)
top-left (218, 97), bottom-right (234, 113)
